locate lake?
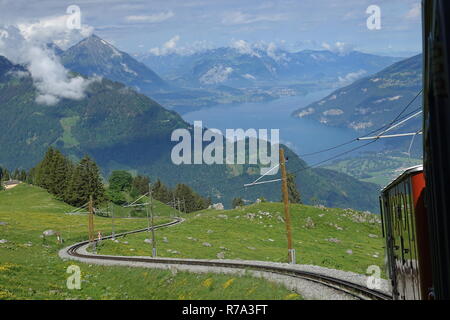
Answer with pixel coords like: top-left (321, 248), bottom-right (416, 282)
top-left (182, 90), bottom-right (383, 165)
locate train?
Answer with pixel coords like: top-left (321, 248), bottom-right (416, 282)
top-left (379, 0), bottom-right (450, 300)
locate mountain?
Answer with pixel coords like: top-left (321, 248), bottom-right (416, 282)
top-left (291, 54), bottom-right (423, 155)
top-left (59, 35), bottom-right (168, 94)
top-left (0, 55), bottom-right (380, 212)
top-left (138, 47), bottom-right (403, 89)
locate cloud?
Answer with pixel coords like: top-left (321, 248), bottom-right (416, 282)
top-left (125, 11), bottom-right (174, 23)
top-left (222, 11), bottom-right (286, 25)
top-left (405, 3), bottom-right (421, 20)
top-left (149, 35), bottom-right (213, 56)
top-left (0, 15), bottom-right (95, 106)
top-left (230, 39), bottom-right (260, 57)
top-left (338, 69), bottom-right (367, 85)
top-left (322, 41), bottom-right (354, 55)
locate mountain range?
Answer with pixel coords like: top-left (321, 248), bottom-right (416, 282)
top-left (0, 54), bottom-right (380, 212)
top-left (292, 54), bottom-right (423, 155)
top-left (138, 47), bottom-right (403, 89)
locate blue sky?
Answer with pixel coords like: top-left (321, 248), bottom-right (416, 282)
top-left (0, 0), bottom-right (422, 57)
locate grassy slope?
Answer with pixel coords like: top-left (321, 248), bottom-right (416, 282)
top-left (0, 185), bottom-right (300, 300)
top-left (323, 155), bottom-right (422, 187)
top-left (97, 202), bottom-right (385, 276)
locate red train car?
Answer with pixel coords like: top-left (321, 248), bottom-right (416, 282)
top-left (380, 165), bottom-right (433, 299)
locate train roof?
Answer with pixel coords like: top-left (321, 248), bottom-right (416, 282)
top-left (381, 165), bottom-right (423, 193)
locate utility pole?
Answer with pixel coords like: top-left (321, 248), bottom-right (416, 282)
top-left (279, 148), bottom-right (295, 264)
top-left (110, 202), bottom-right (115, 240)
top-left (148, 183), bottom-right (157, 257)
top-left (88, 195), bottom-right (95, 247)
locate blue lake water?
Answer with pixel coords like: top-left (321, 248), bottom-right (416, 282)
top-left (182, 90), bottom-right (383, 165)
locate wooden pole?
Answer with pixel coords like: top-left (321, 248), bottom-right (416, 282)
top-left (279, 148), bottom-right (295, 264)
top-left (88, 195), bottom-right (94, 244)
top-left (149, 183), bottom-right (156, 258)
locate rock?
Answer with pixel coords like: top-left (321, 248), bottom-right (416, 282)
top-left (245, 213), bottom-right (255, 220)
top-left (144, 239), bottom-right (152, 244)
top-left (247, 246), bottom-right (256, 250)
top-left (163, 237), bottom-right (169, 243)
top-left (209, 203), bottom-right (224, 210)
top-left (318, 214), bottom-right (324, 218)
top-left (130, 248), bottom-right (135, 251)
top-left (0, 221), bottom-right (8, 226)
top-left (43, 230), bottom-right (56, 236)
top-left (368, 234), bottom-right (378, 238)
top-left (207, 230), bottom-right (214, 234)
top-left (326, 238), bottom-right (341, 243)
top-left (217, 252), bottom-right (225, 259)
top-left (0, 239), bottom-right (8, 244)
top-left (346, 249), bottom-right (353, 255)
top-left (219, 246), bottom-right (228, 251)
top-left (187, 236), bottom-right (198, 241)
top-left (304, 217), bottom-right (315, 229)
top-left (255, 198), bottom-right (262, 204)
top-left (267, 238), bottom-right (274, 242)
top-left (123, 241), bottom-right (129, 244)
top-left (202, 242), bottom-right (212, 247)
top-left (217, 214), bottom-right (228, 219)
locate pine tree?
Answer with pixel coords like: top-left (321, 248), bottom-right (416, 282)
top-left (65, 156), bottom-right (105, 207)
top-left (130, 175), bottom-right (150, 197)
top-left (286, 172), bottom-right (301, 204)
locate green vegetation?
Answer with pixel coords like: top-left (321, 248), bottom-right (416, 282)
top-left (33, 148), bottom-right (105, 207)
top-left (323, 154), bottom-right (422, 186)
top-left (0, 184), bottom-right (301, 300)
top-left (96, 202), bottom-right (385, 276)
top-left (0, 55), bottom-right (384, 212)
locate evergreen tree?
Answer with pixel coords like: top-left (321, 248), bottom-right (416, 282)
top-left (19, 170), bottom-right (27, 182)
top-left (152, 179), bottom-right (173, 204)
top-left (174, 183), bottom-right (209, 213)
top-left (65, 155), bottom-right (105, 207)
top-left (232, 197), bottom-right (244, 208)
top-left (35, 147), bottom-right (56, 189)
top-left (130, 175), bottom-right (150, 197)
top-left (286, 172), bottom-right (301, 204)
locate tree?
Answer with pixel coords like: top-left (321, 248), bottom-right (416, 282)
top-left (34, 148), bottom-right (73, 200)
top-left (130, 175), bottom-right (150, 198)
top-left (152, 179), bottom-right (173, 204)
top-left (286, 172), bottom-right (301, 204)
top-left (108, 170), bottom-right (133, 192)
top-left (173, 183), bottom-right (209, 213)
top-left (65, 155), bottom-right (105, 207)
top-left (232, 197), bottom-right (244, 208)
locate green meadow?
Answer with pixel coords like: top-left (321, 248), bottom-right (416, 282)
top-left (0, 184), bottom-right (300, 300)
top-left (97, 202), bottom-right (385, 276)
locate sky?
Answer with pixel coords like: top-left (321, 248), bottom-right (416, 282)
top-left (0, 0), bottom-right (422, 57)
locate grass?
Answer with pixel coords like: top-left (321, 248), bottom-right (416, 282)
top-left (0, 184), bottom-right (301, 300)
top-left (323, 155), bottom-right (422, 186)
top-left (96, 202), bottom-right (385, 276)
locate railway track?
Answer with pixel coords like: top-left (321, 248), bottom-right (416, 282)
top-left (60, 217), bottom-right (392, 301)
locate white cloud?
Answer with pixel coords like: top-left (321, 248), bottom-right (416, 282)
top-left (230, 39), bottom-right (260, 57)
top-left (125, 11), bottom-right (174, 23)
top-left (149, 35), bottom-right (212, 56)
top-left (338, 69), bottom-right (367, 85)
top-left (0, 15), bottom-right (95, 106)
top-left (322, 41), bottom-right (354, 55)
top-left (405, 3), bottom-right (421, 20)
top-left (222, 11), bottom-right (286, 25)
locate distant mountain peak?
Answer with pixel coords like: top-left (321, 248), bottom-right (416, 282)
top-left (60, 34), bottom-right (167, 93)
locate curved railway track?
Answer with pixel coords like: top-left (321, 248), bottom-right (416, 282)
top-left (60, 217), bottom-right (392, 301)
